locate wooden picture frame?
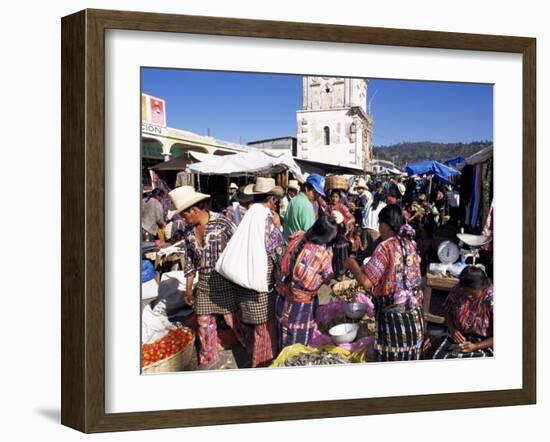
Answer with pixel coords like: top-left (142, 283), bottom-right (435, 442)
top-left (61, 8), bottom-right (536, 433)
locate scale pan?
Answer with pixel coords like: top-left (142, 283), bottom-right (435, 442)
top-left (456, 233), bottom-right (492, 247)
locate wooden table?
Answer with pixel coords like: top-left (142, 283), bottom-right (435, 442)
top-left (423, 273), bottom-right (459, 324)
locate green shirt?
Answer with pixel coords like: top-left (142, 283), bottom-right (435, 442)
top-left (283, 192), bottom-right (315, 239)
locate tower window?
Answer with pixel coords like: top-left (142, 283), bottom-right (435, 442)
top-left (324, 126), bottom-right (330, 145)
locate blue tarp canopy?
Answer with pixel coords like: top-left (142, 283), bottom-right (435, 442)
top-left (444, 156), bottom-right (465, 168)
top-left (404, 160), bottom-right (460, 184)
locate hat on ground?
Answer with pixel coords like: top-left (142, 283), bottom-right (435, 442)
top-left (287, 180), bottom-right (300, 192)
top-left (355, 177), bottom-right (368, 190)
top-left (243, 177), bottom-right (284, 198)
top-left (305, 173), bottom-right (326, 197)
top-left (229, 182), bottom-right (239, 190)
top-left (167, 185), bottom-right (210, 218)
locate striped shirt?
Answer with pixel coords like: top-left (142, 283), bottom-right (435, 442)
top-left (183, 211), bottom-right (236, 277)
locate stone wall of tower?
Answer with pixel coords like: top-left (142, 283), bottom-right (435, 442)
top-left (296, 76), bottom-right (372, 171)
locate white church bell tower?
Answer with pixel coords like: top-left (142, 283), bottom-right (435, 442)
top-left (296, 76), bottom-right (373, 171)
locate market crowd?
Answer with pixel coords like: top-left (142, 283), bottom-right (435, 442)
top-left (142, 172), bottom-right (494, 369)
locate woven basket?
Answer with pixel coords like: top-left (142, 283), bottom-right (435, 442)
top-left (331, 279), bottom-right (361, 297)
top-left (326, 175), bottom-right (349, 191)
top-left (142, 329), bottom-right (196, 374)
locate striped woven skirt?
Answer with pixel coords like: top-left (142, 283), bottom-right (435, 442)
top-left (275, 294), bottom-right (319, 350)
top-left (427, 334), bottom-right (493, 359)
top-left (332, 232), bottom-right (350, 278)
top-left (373, 296), bottom-right (425, 362)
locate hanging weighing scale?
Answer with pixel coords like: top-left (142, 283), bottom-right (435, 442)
top-left (428, 240), bottom-right (465, 277)
top-left (456, 233), bottom-right (492, 267)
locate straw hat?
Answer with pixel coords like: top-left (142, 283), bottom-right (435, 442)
top-left (355, 177), bottom-right (368, 190)
top-left (287, 179), bottom-right (300, 192)
top-left (234, 188), bottom-right (254, 205)
top-left (229, 182), bottom-right (239, 190)
top-left (243, 177), bottom-right (284, 198)
top-left (397, 182), bottom-right (406, 196)
top-left (167, 186), bottom-right (210, 218)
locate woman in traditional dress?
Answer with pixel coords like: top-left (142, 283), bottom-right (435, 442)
top-left (346, 204), bottom-right (425, 361)
top-left (275, 215), bottom-right (337, 349)
top-left (325, 190), bottom-right (355, 280)
top-left (425, 266), bottom-right (494, 359)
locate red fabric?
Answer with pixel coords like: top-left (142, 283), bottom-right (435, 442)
top-left (252, 320), bottom-right (278, 368)
top-left (325, 203), bottom-right (355, 227)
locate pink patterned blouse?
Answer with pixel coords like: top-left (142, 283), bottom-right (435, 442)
top-left (362, 235), bottom-right (423, 298)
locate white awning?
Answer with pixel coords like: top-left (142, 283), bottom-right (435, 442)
top-left (186, 150), bottom-right (306, 182)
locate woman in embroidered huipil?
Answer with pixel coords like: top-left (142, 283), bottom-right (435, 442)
top-left (346, 204), bottom-right (425, 362)
top-left (275, 215), bottom-right (337, 349)
top-left (425, 266), bottom-right (494, 359)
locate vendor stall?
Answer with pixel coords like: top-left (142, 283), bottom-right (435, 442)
top-left (404, 160), bottom-right (460, 184)
top-left (456, 145), bottom-right (493, 233)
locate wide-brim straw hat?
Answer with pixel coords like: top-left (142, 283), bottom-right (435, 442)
top-left (355, 177), bottom-right (368, 190)
top-left (397, 183), bottom-right (406, 195)
top-left (229, 182), bottom-right (239, 190)
top-left (167, 185), bottom-right (210, 219)
top-left (287, 179), bottom-right (300, 192)
top-left (243, 177), bottom-right (284, 198)
top-left (234, 188), bottom-right (254, 205)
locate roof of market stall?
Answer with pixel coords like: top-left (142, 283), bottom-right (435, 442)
top-left (148, 152), bottom-right (196, 171)
top-left (186, 150), bottom-right (306, 182)
top-left (456, 145), bottom-right (494, 169)
top-left (404, 160), bottom-right (460, 183)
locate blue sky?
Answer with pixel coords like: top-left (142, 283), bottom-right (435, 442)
top-left (141, 68), bottom-right (493, 146)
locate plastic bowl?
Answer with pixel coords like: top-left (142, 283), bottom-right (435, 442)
top-left (329, 323), bottom-right (359, 344)
top-left (344, 302), bottom-right (368, 320)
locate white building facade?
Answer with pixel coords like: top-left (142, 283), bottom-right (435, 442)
top-left (296, 76), bottom-right (374, 171)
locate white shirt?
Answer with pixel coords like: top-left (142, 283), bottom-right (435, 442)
top-left (279, 195), bottom-right (290, 218)
top-left (362, 200), bottom-right (387, 231)
top-left (446, 191), bottom-right (460, 208)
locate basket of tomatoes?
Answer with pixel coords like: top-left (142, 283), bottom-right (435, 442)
top-left (142, 326), bottom-right (195, 374)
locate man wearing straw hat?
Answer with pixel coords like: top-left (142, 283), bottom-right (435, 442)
top-left (228, 182), bottom-right (239, 202)
top-left (168, 185), bottom-right (246, 368)
top-left (225, 186), bottom-right (253, 227)
top-left (218, 177), bottom-right (285, 367)
top-left (279, 179), bottom-right (300, 220)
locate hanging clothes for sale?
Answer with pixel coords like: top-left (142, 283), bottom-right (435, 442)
top-left (459, 165), bottom-right (473, 228)
top-left (479, 159), bottom-right (493, 231)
